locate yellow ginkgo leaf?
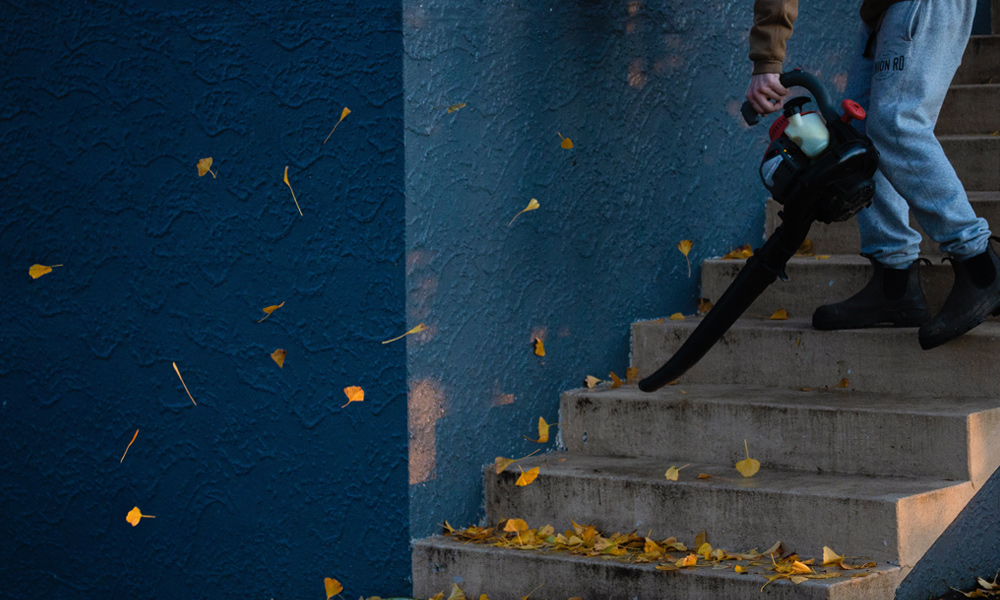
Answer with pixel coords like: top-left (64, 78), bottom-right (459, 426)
top-left (126, 506), bottom-right (154, 527)
top-left (341, 386), bottom-right (364, 408)
top-left (447, 583), bottom-right (467, 600)
top-left (120, 429), bottom-right (139, 463)
top-left (625, 367), bottom-right (639, 384)
top-left (676, 554), bottom-right (698, 568)
top-left (817, 254), bottom-right (832, 260)
top-left (557, 132), bottom-right (574, 149)
top-left (609, 371), bottom-right (623, 389)
top-left (664, 464), bottom-right (690, 481)
top-left (257, 301), bottom-right (286, 323)
top-left (584, 375), bottom-right (601, 388)
top-left (722, 244), bottom-right (754, 260)
top-left (172, 361), bottom-right (197, 406)
top-left (791, 560), bottom-right (814, 574)
top-left (770, 308), bottom-right (789, 320)
top-left (524, 417), bottom-right (556, 444)
top-left (324, 577), bottom-right (343, 599)
top-left (504, 518), bottom-right (529, 533)
top-left (697, 542), bottom-right (713, 559)
top-left (271, 348), bottom-right (287, 368)
top-left (677, 240), bottom-right (693, 277)
top-left (697, 473), bottom-right (712, 479)
top-left (533, 338), bottom-right (545, 357)
top-left (446, 103), bottom-right (467, 113)
top-left (694, 530), bottom-right (707, 549)
top-left (835, 378), bottom-right (850, 389)
top-left (515, 466), bottom-right (539, 487)
top-left (735, 439), bottom-right (761, 478)
top-left (822, 546), bottom-right (845, 567)
top-left (382, 323), bottom-right (429, 344)
top-left (795, 239), bottom-right (814, 256)
top-left (508, 198), bottom-right (540, 227)
top-left (29, 264), bottom-right (62, 279)
top-left (283, 166), bottom-right (303, 216)
top-left (323, 107), bottom-right (351, 144)
top-left (669, 313), bottom-right (685, 320)
top-left (735, 565), bottom-right (747, 574)
top-left (197, 157), bottom-right (216, 178)
top-left (495, 457), bottom-right (516, 474)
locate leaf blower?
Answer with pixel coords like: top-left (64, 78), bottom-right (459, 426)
top-left (638, 70), bottom-right (878, 392)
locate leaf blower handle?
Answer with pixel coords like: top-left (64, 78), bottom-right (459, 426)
top-left (740, 69), bottom-right (840, 126)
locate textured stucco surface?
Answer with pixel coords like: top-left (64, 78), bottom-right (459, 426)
top-left (895, 465), bottom-right (1000, 599)
top-left (0, 2), bottom-right (409, 598)
top-left (403, 0), bottom-right (866, 538)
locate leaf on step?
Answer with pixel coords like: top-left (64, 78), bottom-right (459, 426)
top-left (697, 473), bottom-right (712, 479)
top-left (816, 254), bottom-right (831, 260)
top-left (676, 554), bottom-right (698, 568)
top-left (655, 564), bottom-right (679, 571)
top-left (446, 583), bottom-right (467, 600)
top-left (515, 466), bottom-right (539, 487)
top-left (735, 565), bottom-right (748, 574)
top-left (790, 560), bottom-right (814, 574)
top-left (664, 464), bottom-right (690, 481)
top-left (504, 518), bottom-right (529, 533)
top-left (694, 530), bottom-right (707, 549)
top-left (835, 378), bottom-right (850, 389)
top-left (735, 439), bottom-right (761, 477)
top-left (795, 239), bottom-right (815, 256)
top-left (625, 367), bottom-right (639, 384)
top-left (697, 542), bottom-right (713, 560)
top-left (722, 244), bottom-right (754, 260)
top-left (697, 297), bottom-right (714, 314)
top-left (669, 313), bottom-right (685, 320)
top-left (822, 546), bottom-right (847, 567)
top-left (609, 371), bottom-right (623, 388)
top-left (584, 375), bottom-right (601, 388)
top-left (770, 308), bottom-right (789, 320)
top-left (495, 457), bottom-right (516, 474)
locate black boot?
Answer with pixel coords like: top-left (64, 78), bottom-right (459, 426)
top-left (812, 255), bottom-right (931, 330)
top-left (918, 239), bottom-right (1000, 350)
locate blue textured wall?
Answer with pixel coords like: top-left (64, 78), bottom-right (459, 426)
top-left (403, 0), bottom-right (868, 538)
top-left (0, 2), bottom-right (408, 598)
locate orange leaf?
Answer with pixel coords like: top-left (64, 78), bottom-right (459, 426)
top-left (676, 554), bottom-right (698, 568)
top-left (324, 578), bottom-right (343, 599)
top-left (669, 313), bottom-right (685, 320)
top-left (323, 107), bottom-right (351, 144)
top-left (533, 337), bottom-right (545, 357)
top-left (504, 518), bottom-right (529, 533)
top-left (609, 371), bottom-right (623, 388)
top-left (697, 298), bottom-right (714, 314)
top-left (257, 301), bottom-right (286, 323)
top-left (283, 166), bottom-right (303, 216)
top-left (835, 378), bottom-right (850, 389)
top-left (770, 308), bottom-right (789, 320)
top-left (584, 375), bottom-right (601, 388)
top-left (625, 367), bottom-right (638, 384)
top-left (515, 466), bottom-right (539, 487)
top-left (271, 348), bottom-right (287, 368)
top-left (524, 417), bottom-right (555, 444)
top-left (29, 264), bottom-right (62, 279)
top-left (126, 506), bottom-right (154, 527)
top-left (197, 157), bottom-right (216, 178)
top-left (172, 362), bottom-right (197, 406)
top-left (120, 429), bottom-right (138, 463)
top-left (382, 323), bottom-right (429, 344)
top-left (722, 244), bottom-right (754, 260)
top-left (557, 132), bottom-right (574, 149)
top-left (341, 386), bottom-right (364, 408)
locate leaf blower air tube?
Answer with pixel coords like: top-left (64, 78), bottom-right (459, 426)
top-left (638, 70), bottom-right (878, 393)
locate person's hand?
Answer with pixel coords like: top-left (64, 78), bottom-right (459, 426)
top-left (746, 73), bottom-right (789, 116)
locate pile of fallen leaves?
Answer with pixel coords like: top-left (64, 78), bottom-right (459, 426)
top-left (443, 519), bottom-right (878, 590)
top-left (944, 574), bottom-right (1000, 598)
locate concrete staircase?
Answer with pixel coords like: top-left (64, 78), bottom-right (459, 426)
top-left (412, 34), bottom-right (1000, 600)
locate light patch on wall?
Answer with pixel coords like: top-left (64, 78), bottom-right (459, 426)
top-left (492, 380), bottom-right (515, 407)
top-left (628, 1), bottom-right (643, 17)
top-left (832, 72), bottom-right (848, 94)
top-left (530, 326), bottom-right (548, 346)
top-left (628, 58), bottom-right (648, 89)
top-left (409, 378), bottom-right (445, 485)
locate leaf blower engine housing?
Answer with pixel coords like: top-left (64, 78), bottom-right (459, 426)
top-left (758, 94), bottom-right (877, 224)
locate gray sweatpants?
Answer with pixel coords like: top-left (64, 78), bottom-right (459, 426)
top-left (844, 0), bottom-right (990, 268)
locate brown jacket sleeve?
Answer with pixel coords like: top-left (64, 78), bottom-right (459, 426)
top-left (749, 0), bottom-right (799, 75)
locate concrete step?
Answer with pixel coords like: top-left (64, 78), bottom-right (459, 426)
top-left (954, 35), bottom-right (1000, 85)
top-left (484, 454), bottom-right (973, 566)
top-left (631, 317), bottom-right (1000, 398)
top-left (763, 193), bottom-right (1000, 256)
top-left (413, 536), bottom-right (907, 600)
top-left (699, 255), bottom-right (970, 317)
top-left (560, 384), bottom-right (1000, 486)
top-left (941, 134), bottom-right (1000, 190)
top-left (937, 84), bottom-right (1000, 135)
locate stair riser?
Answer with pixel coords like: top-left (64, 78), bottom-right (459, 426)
top-left (764, 195), bottom-right (1000, 256)
top-left (413, 539), bottom-right (907, 600)
top-left (954, 36), bottom-right (1000, 84)
top-left (631, 319), bottom-right (1000, 397)
top-left (944, 136), bottom-right (1000, 190)
top-left (485, 468), bottom-right (972, 565)
top-left (938, 86), bottom-right (1000, 134)
top-left (699, 259), bottom-right (960, 318)
top-left (561, 391), bottom-right (999, 485)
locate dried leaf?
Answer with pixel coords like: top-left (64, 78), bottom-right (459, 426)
top-left (697, 542), bottom-right (713, 559)
top-left (271, 348), bottom-right (287, 368)
top-left (172, 362), bottom-right (197, 406)
top-left (795, 239), bottom-right (814, 256)
top-left (735, 565), bottom-right (748, 574)
top-left (625, 367), bottom-right (639, 384)
top-left (515, 466), bottom-right (539, 487)
top-left (283, 166), bottom-right (303, 216)
top-left (664, 464), bottom-right (690, 481)
top-left (29, 264), bottom-right (62, 279)
top-left (342, 386), bottom-right (364, 408)
top-left (694, 530), bottom-right (707, 549)
top-left (835, 378), bottom-right (850, 389)
top-left (495, 457), bottom-right (516, 474)
top-left (533, 338), bottom-right (545, 357)
top-left (763, 541), bottom-right (784, 556)
top-left (524, 417), bottom-right (556, 444)
top-left (504, 519), bottom-right (529, 533)
top-left (816, 254), bottom-right (831, 260)
top-left (791, 560), bottom-right (814, 574)
top-left (508, 198), bottom-right (540, 227)
top-left (557, 132), bottom-right (574, 149)
top-left (323, 107), bottom-right (351, 144)
top-left (257, 301), bottom-right (286, 323)
top-left (822, 546), bottom-right (845, 567)
top-left (446, 583), bottom-right (467, 600)
top-left (722, 244), bottom-right (754, 260)
top-left (584, 375), bottom-right (601, 388)
top-left (770, 308), bottom-right (789, 320)
top-left (735, 439), bottom-right (760, 478)
top-left (382, 323), bottom-right (429, 344)
top-left (120, 429), bottom-right (138, 463)
top-left (677, 240), bottom-right (693, 277)
top-left (669, 313), bottom-right (685, 320)
top-left (197, 157), bottom-right (216, 178)
top-left (609, 372), bottom-right (623, 389)
top-left (325, 578), bottom-right (344, 599)
top-left (126, 506), bottom-right (154, 527)
top-left (697, 473), bottom-right (712, 479)
top-left (697, 298), bottom-right (714, 314)
top-left (676, 554), bottom-right (698, 568)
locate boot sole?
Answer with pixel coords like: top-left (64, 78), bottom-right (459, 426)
top-left (920, 298), bottom-right (1000, 350)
